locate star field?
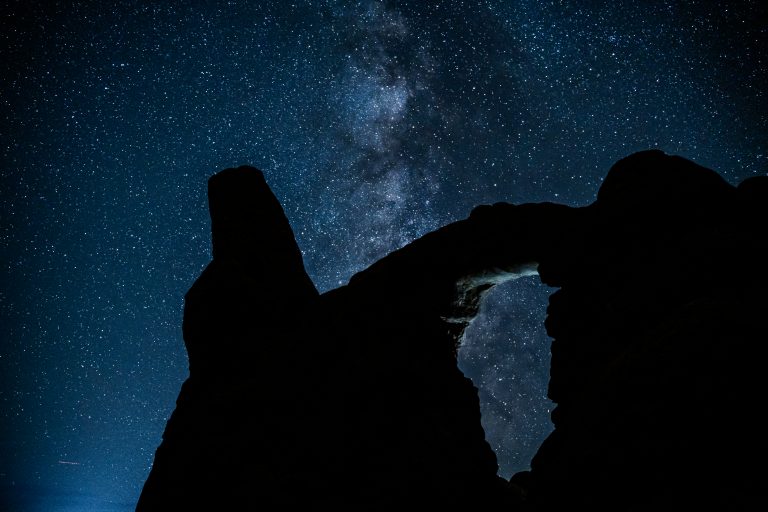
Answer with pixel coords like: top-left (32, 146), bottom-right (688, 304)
top-left (1, 1), bottom-right (766, 510)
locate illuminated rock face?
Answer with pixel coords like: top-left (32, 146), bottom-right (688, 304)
top-left (137, 151), bottom-right (768, 510)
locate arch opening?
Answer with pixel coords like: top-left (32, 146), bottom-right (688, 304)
top-left (458, 277), bottom-right (555, 479)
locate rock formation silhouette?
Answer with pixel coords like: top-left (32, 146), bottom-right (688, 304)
top-left (136, 150), bottom-right (767, 510)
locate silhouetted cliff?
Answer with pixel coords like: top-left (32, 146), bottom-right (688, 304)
top-left (137, 151), bottom-right (767, 510)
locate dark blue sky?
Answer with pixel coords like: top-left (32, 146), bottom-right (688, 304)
top-left (2, 1), bottom-right (765, 509)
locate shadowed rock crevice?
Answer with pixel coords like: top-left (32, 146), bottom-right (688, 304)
top-left (137, 151), bottom-right (768, 510)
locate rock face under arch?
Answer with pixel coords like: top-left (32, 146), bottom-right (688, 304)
top-left (136, 151), bottom-right (768, 510)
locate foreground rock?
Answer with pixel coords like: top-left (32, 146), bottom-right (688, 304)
top-left (137, 151), bottom-right (767, 510)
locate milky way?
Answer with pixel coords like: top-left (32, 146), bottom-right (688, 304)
top-left (1, 1), bottom-right (766, 509)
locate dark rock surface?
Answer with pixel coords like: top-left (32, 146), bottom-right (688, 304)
top-left (137, 151), bottom-right (767, 510)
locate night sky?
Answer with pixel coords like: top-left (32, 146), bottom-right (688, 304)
top-left (1, 1), bottom-right (766, 510)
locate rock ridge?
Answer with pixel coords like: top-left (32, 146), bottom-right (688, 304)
top-left (137, 152), bottom-right (768, 510)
